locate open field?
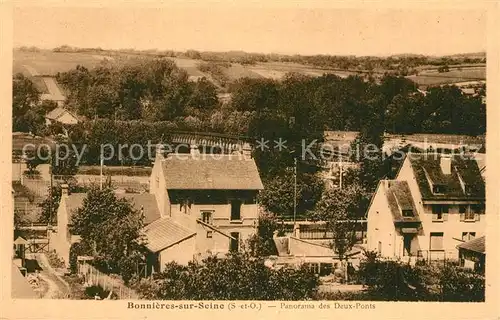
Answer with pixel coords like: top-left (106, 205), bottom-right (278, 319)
top-left (14, 51), bottom-right (108, 76)
top-left (14, 50), bottom-right (486, 90)
top-left (407, 67), bottom-right (486, 87)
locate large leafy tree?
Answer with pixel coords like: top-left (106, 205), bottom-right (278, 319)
top-left (69, 187), bottom-right (146, 275)
top-left (258, 170), bottom-right (324, 219)
top-left (38, 182), bottom-right (87, 224)
top-left (310, 183), bottom-right (369, 279)
top-left (12, 73), bottom-right (46, 134)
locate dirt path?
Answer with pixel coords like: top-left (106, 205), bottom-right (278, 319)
top-left (42, 77), bottom-right (65, 100)
top-left (34, 253), bottom-right (71, 299)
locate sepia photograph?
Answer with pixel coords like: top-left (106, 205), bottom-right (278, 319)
top-left (1, 1), bottom-right (498, 315)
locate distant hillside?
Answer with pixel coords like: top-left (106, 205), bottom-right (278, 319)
top-left (13, 47), bottom-right (486, 91)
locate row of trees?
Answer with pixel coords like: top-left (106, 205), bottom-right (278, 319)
top-left (14, 63), bottom-right (485, 143)
top-left (54, 60), bottom-right (485, 135)
top-left (55, 60), bottom-right (219, 121)
top-left (48, 45), bottom-right (486, 71)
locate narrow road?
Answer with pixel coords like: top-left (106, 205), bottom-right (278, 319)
top-left (33, 253), bottom-right (71, 299)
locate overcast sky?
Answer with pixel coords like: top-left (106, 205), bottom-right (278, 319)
top-left (13, 5), bottom-right (487, 56)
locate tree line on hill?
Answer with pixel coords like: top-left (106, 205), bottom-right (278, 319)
top-left (47, 45), bottom-right (486, 74)
top-left (13, 58), bottom-right (485, 141)
top-left (13, 58), bottom-right (486, 229)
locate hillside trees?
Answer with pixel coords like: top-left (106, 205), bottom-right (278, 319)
top-left (12, 73), bottom-right (47, 134)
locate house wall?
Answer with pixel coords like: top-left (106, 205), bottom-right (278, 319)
top-left (415, 204), bottom-right (485, 260)
top-left (158, 236), bottom-right (196, 269)
top-left (366, 182), bottom-right (399, 257)
top-left (172, 202), bottom-right (259, 253)
top-left (51, 197), bottom-right (71, 266)
top-left (395, 155), bottom-right (485, 260)
top-left (150, 156), bottom-right (169, 218)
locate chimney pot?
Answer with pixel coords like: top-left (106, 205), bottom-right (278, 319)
top-left (241, 142), bottom-right (252, 158)
top-left (61, 184), bottom-right (69, 196)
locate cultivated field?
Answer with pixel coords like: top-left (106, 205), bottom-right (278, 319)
top-left (407, 67), bottom-right (486, 87)
top-left (13, 50), bottom-right (487, 90)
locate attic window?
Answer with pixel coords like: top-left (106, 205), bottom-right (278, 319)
top-left (402, 209), bottom-right (413, 217)
top-left (432, 184), bottom-right (446, 194)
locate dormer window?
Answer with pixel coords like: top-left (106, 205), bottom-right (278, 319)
top-left (432, 184), bottom-right (445, 194)
top-left (402, 209), bottom-right (413, 217)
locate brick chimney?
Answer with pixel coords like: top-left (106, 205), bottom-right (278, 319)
top-left (241, 142), bottom-right (252, 158)
top-left (61, 184), bottom-right (69, 197)
top-left (156, 144), bottom-right (165, 160)
top-left (440, 154), bottom-right (452, 175)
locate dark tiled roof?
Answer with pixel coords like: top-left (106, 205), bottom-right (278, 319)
top-left (142, 218), bottom-right (196, 252)
top-left (161, 154), bottom-right (264, 190)
top-left (457, 236), bottom-right (485, 254)
top-left (384, 180), bottom-right (420, 222)
top-left (408, 153), bottom-right (485, 200)
top-left (11, 263), bottom-right (38, 299)
top-left (65, 193), bottom-right (160, 225)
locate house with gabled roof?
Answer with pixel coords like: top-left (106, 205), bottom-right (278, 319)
top-left (51, 143), bottom-right (264, 273)
top-left (50, 187), bottom-right (162, 267)
top-left (145, 144), bottom-right (263, 273)
top-left (367, 153), bottom-right (485, 262)
top-left (45, 107), bottom-right (79, 126)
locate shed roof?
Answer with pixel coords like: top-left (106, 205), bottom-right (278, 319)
top-left (161, 154), bottom-right (264, 190)
top-left (142, 218), bottom-right (196, 252)
top-left (457, 236), bottom-right (485, 254)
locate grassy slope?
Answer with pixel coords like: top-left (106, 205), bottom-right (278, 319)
top-left (14, 50), bottom-right (486, 90)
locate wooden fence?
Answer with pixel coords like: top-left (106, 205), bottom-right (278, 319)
top-left (78, 263), bottom-right (139, 300)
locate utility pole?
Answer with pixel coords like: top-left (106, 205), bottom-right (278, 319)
top-left (339, 159), bottom-right (343, 190)
top-left (49, 156), bottom-right (53, 226)
top-left (293, 157), bottom-right (297, 224)
top-left (100, 157), bottom-right (104, 190)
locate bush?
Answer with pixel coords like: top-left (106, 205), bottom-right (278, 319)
top-left (135, 252), bottom-right (319, 300)
top-left (46, 250), bottom-right (66, 269)
top-left (69, 242), bottom-right (91, 274)
top-left (439, 264), bottom-right (485, 302)
top-left (84, 285), bottom-right (115, 300)
top-left (357, 252), bottom-right (485, 302)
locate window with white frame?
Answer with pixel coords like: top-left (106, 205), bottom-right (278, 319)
top-left (432, 205), bottom-right (448, 221)
top-left (462, 232), bottom-right (476, 241)
top-left (460, 205), bottom-right (477, 221)
top-left (429, 232), bottom-right (444, 251)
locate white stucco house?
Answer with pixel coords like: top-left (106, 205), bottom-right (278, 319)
top-left (51, 144), bottom-right (264, 274)
top-left (366, 153), bottom-right (485, 262)
top-left (144, 145), bottom-right (263, 273)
